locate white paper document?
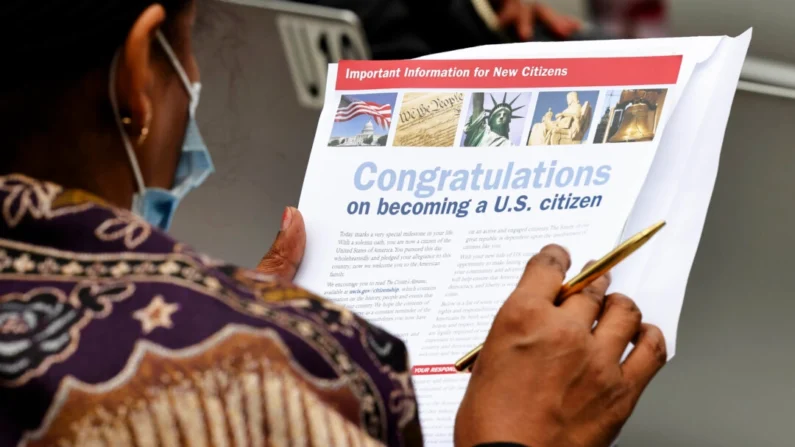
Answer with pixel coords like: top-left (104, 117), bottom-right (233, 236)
top-left (295, 31), bottom-right (751, 445)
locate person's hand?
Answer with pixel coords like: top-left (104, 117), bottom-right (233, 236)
top-left (255, 206), bottom-right (306, 281)
top-left (493, 0), bottom-right (582, 41)
top-left (455, 245), bottom-right (667, 447)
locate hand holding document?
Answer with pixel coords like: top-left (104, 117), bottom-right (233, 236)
top-left (455, 245), bottom-right (667, 447)
top-left (296, 30), bottom-right (751, 445)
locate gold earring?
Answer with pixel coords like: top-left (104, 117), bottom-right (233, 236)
top-left (121, 113), bottom-right (151, 145)
top-left (137, 110), bottom-right (152, 146)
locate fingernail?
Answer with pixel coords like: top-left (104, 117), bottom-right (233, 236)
top-left (281, 207), bottom-right (294, 231)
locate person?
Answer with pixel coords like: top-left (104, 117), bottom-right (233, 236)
top-left (588, 0), bottom-right (668, 38)
top-left (0, 1), bottom-right (667, 446)
top-left (290, 0), bottom-right (584, 59)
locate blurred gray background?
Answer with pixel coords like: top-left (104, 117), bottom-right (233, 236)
top-left (623, 90), bottom-right (795, 446)
top-left (173, 1), bottom-right (795, 445)
top-left (558, 3), bottom-right (795, 444)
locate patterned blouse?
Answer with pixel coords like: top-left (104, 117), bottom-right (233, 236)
top-left (0, 174), bottom-right (422, 447)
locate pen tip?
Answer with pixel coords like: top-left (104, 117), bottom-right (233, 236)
top-left (644, 221), bottom-right (666, 237)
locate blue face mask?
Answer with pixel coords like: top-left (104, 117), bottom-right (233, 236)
top-left (109, 31), bottom-right (214, 231)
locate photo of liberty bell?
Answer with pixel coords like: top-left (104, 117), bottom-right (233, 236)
top-left (605, 89), bottom-right (666, 143)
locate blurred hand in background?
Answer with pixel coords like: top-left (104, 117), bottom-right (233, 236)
top-left (589, 0), bottom-right (669, 38)
top-left (494, 0), bottom-right (583, 41)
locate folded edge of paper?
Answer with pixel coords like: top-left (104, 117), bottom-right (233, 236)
top-left (612, 29), bottom-right (752, 359)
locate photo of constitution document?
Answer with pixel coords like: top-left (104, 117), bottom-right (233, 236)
top-left (592, 89), bottom-right (668, 144)
top-left (328, 93), bottom-right (397, 147)
top-left (527, 90), bottom-right (600, 146)
top-left (461, 92), bottom-right (532, 147)
top-left (392, 92), bottom-right (465, 147)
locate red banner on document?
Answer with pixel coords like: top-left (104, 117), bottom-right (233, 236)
top-left (336, 56), bottom-right (682, 90)
top-left (412, 364), bottom-right (459, 375)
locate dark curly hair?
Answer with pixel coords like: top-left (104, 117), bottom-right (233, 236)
top-left (0, 0), bottom-right (193, 172)
top-left (0, 0), bottom-right (192, 85)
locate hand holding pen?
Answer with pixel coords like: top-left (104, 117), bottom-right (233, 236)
top-left (455, 223), bottom-right (667, 447)
top-left (455, 221), bottom-right (665, 371)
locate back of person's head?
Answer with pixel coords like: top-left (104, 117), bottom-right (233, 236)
top-left (1, 0), bottom-right (190, 86)
top-left (0, 0), bottom-right (205, 216)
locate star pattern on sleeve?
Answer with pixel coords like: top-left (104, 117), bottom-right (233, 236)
top-left (133, 295), bottom-right (180, 334)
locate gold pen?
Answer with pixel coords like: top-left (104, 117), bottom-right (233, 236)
top-left (453, 221), bottom-right (666, 372)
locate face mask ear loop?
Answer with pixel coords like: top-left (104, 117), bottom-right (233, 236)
top-left (109, 49), bottom-right (147, 196)
top-left (155, 31), bottom-right (194, 98)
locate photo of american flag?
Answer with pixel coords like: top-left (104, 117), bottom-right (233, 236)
top-left (328, 93), bottom-right (397, 147)
top-left (335, 95), bottom-right (392, 129)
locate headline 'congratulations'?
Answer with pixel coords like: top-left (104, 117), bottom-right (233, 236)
top-left (353, 161), bottom-right (612, 199)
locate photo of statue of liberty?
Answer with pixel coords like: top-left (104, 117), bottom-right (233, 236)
top-left (462, 92), bottom-right (531, 147)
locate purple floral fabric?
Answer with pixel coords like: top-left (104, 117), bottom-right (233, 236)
top-left (0, 174), bottom-right (422, 447)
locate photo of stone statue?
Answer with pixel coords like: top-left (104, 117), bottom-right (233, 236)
top-left (593, 89), bottom-right (668, 144)
top-left (461, 92), bottom-right (531, 147)
top-left (527, 91), bottom-right (599, 146)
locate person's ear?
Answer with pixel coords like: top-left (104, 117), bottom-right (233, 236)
top-left (115, 5), bottom-right (166, 144)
